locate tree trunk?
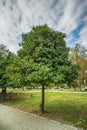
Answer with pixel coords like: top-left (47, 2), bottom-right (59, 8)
top-left (22, 86), bottom-right (25, 90)
top-left (40, 84), bottom-right (45, 113)
top-left (4, 87), bottom-right (6, 100)
top-left (2, 88), bottom-right (6, 100)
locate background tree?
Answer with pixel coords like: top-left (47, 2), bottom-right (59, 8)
top-left (0, 44), bottom-right (10, 99)
top-left (69, 44), bottom-right (87, 90)
top-left (17, 25), bottom-right (78, 112)
top-left (0, 44), bottom-right (18, 99)
top-left (0, 44), bottom-right (9, 57)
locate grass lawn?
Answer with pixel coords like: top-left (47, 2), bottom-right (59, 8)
top-left (0, 90), bottom-right (87, 129)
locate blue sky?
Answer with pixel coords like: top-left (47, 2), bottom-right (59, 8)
top-left (0, 0), bottom-right (87, 53)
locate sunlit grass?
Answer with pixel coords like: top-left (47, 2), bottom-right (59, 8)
top-left (0, 90), bottom-right (87, 129)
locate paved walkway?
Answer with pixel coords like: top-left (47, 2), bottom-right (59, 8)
top-left (0, 104), bottom-right (81, 130)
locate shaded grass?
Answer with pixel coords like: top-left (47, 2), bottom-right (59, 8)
top-left (0, 90), bottom-right (87, 129)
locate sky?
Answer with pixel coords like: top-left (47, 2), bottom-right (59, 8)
top-left (0, 0), bottom-right (87, 53)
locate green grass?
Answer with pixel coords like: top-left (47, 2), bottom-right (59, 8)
top-left (0, 90), bottom-right (87, 129)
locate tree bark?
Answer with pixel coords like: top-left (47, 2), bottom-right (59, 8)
top-left (40, 84), bottom-right (45, 113)
top-left (4, 87), bottom-right (6, 100)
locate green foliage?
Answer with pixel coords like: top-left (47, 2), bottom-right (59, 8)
top-left (0, 48), bottom-right (18, 89)
top-left (0, 57), bottom-right (7, 88)
top-left (0, 44), bottom-right (9, 57)
top-left (6, 56), bottom-right (30, 87)
top-left (0, 44), bottom-right (10, 88)
top-left (17, 25), bottom-right (78, 86)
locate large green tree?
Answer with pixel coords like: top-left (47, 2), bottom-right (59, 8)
top-left (17, 25), bottom-right (78, 112)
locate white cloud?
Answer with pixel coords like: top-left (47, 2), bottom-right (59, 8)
top-left (0, 0), bottom-right (87, 53)
top-left (79, 24), bottom-right (87, 48)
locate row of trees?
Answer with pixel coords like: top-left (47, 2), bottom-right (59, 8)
top-left (0, 25), bottom-right (86, 112)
